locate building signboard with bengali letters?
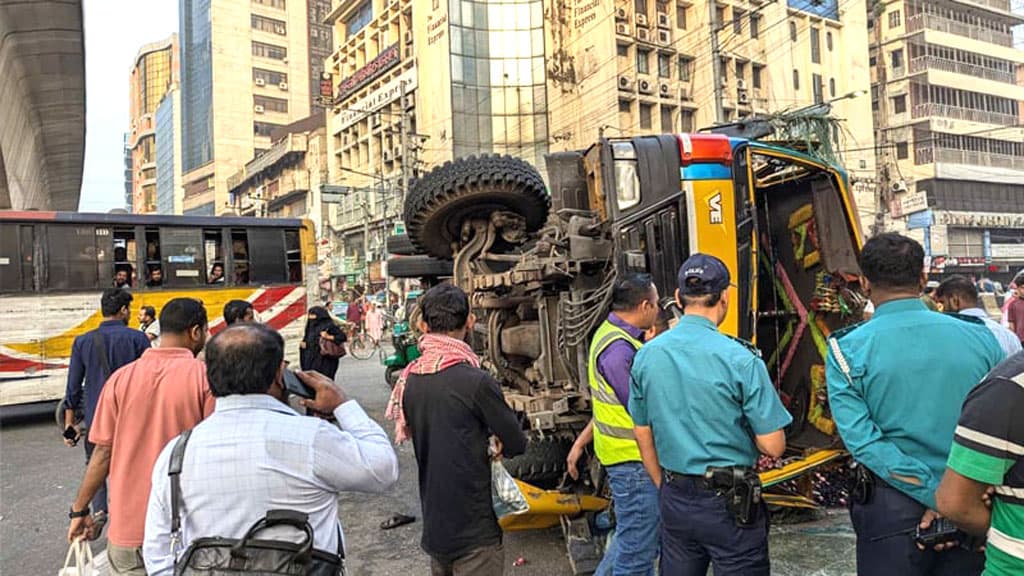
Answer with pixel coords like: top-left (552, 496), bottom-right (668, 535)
top-left (334, 44), bottom-right (401, 103)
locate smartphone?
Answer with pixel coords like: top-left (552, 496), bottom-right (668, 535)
top-left (282, 369), bottom-right (316, 399)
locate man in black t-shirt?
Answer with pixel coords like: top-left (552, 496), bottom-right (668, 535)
top-left (401, 284), bottom-right (527, 576)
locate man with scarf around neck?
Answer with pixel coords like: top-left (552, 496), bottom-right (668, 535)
top-left (393, 283), bottom-right (527, 576)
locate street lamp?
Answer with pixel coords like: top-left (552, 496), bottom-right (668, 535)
top-left (826, 89), bottom-right (867, 105)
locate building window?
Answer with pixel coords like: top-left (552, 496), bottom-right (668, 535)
top-left (254, 95), bottom-right (288, 113)
top-left (733, 10), bottom-right (744, 34)
top-left (888, 10), bottom-right (901, 28)
top-left (637, 49), bottom-right (650, 75)
top-left (345, 1), bottom-right (373, 37)
top-left (829, 77), bottom-right (836, 97)
top-left (812, 73), bottom-right (823, 103)
top-left (619, 100), bottom-right (631, 113)
top-left (891, 49), bottom-right (903, 69)
top-left (660, 106), bottom-right (674, 132)
top-left (892, 94), bottom-right (906, 114)
top-left (896, 142), bottom-right (909, 159)
top-left (251, 14), bottom-right (286, 35)
top-left (254, 121), bottom-right (282, 137)
top-left (252, 0), bottom-right (285, 8)
top-left (750, 15), bottom-right (759, 38)
top-left (676, 4), bottom-right (687, 29)
top-left (639, 104), bottom-right (652, 129)
top-left (752, 65), bottom-right (763, 89)
top-left (617, 44), bottom-right (629, 58)
top-left (252, 41), bottom-right (287, 60)
top-left (658, 53), bottom-right (671, 78)
top-left (793, 69), bottom-right (799, 90)
top-left (949, 228), bottom-right (984, 259)
top-left (253, 68), bottom-right (288, 85)
top-left (826, 31), bottom-right (833, 51)
top-left (789, 21), bottom-right (797, 42)
top-left (678, 57), bottom-right (692, 82)
top-left (810, 27), bottom-right (821, 64)
top-left (869, 55), bottom-right (877, 67)
top-left (635, 0), bottom-right (647, 16)
top-left (735, 61), bottom-right (746, 83)
top-left (680, 109), bottom-right (694, 132)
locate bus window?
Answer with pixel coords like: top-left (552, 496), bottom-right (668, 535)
top-left (160, 228), bottom-right (204, 287)
top-left (0, 224), bottom-right (21, 292)
top-left (612, 142), bottom-right (641, 211)
top-left (232, 229), bottom-right (250, 284)
top-left (47, 225), bottom-right (108, 291)
top-left (285, 229), bottom-right (302, 282)
top-left (144, 228), bottom-right (162, 288)
top-left (204, 229), bottom-right (225, 284)
top-left (248, 228), bottom-right (287, 284)
top-left (113, 228), bottom-right (137, 289)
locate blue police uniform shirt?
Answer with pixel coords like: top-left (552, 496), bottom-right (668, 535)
top-left (629, 314), bottom-right (792, 475)
top-left (826, 297), bottom-right (1004, 510)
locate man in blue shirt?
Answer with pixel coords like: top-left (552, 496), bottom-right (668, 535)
top-left (630, 254), bottom-right (791, 576)
top-left (62, 288), bottom-right (152, 526)
top-left (827, 233), bottom-right (1004, 576)
top-left (934, 274), bottom-right (1020, 358)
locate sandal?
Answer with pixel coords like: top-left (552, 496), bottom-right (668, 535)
top-left (379, 514), bottom-right (416, 530)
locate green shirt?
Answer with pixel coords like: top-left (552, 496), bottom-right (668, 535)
top-left (628, 315), bottom-right (792, 475)
top-left (826, 298), bottom-right (1004, 509)
top-left (946, 354), bottom-right (1024, 576)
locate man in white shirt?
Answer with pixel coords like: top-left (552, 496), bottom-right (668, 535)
top-left (936, 275), bottom-right (1022, 358)
top-left (142, 323), bottom-right (399, 575)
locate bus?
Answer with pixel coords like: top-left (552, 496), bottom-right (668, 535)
top-left (0, 211), bottom-right (318, 407)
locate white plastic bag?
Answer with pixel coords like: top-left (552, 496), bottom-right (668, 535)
top-left (491, 459), bottom-right (529, 518)
top-left (58, 540), bottom-right (99, 576)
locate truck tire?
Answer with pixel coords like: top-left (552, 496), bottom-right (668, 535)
top-left (387, 255), bottom-right (453, 279)
top-left (385, 234), bottom-right (418, 256)
top-left (404, 154), bottom-right (550, 259)
top-left (503, 434), bottom-right (573, 489)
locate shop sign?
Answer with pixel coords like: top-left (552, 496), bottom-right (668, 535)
top-left (930, 224), bottom-right (948, 256)
top-left (335, 44), bottom-right (400, 103)
top-left (991, 244), bottom-right (1024, 260)
top-left (899, 191), bottom-right (928, 216)
top-left (333, 68), bottom-right (417, 132)
top-left (938, 211), bottom-right (1024, 229)
top-left (906, 209), bottom-right (933, 230)
top-left (931, 256), bottom-right (987, 271)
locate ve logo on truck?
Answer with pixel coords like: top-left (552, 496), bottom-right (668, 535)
top-left (709, 192), bottom-right (723, 224)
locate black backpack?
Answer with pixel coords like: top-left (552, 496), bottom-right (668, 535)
top-left (168, 430), bottom-right (345, 575)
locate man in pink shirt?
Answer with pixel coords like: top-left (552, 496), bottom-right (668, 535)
top-left (67, 298), bottom-right (215, 575)
top-left (1007, 281), bottom-right (1024, 343)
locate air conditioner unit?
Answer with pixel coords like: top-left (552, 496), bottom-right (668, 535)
top-left (738, 90), bottom-right (750, 105)
top-left (657, 13), bottom-right (671, 29)
top-left (637, 27), bottom-right (650, 42)
top-left (636, 13), bottom-right (649, 27)
top-left (255, 77), bottom-right (266, 87)
top-left (892, 180), bottom-right (908, 193)
top-left (618, 75), bottom-right (635, 90)
top-left (383, 149), bottom-right (393, 162)
top-left (638, 79), bottom-right (654, 94)
top-left (659, 82), bottom-right (672, 97)
top-left (657, 29), bottom-right (671, 45)
top-left (615, 7), bottom-right (628, 21)
top-left (736, 79), bottom-right (747, 90)
top-left (394, 146), bottom-right (403, 158)
top-left (254, 104), bottom-right (265, 114)
top-left (680, 86), bottom-right (691, 100)
top-left (616, 22), bottom-right (630, 36)
top-left (279, 82), bottom-right (289, 90)
top-left (404, 31), bottom-right (413, 45)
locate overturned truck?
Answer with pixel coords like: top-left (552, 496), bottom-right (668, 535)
top-left (391, 133), bottom-right (866, 500)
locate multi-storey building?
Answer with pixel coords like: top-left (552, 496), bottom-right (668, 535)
top-left (127, 34), bottom-right (178, 214)
top-left (154, 87), bottom-right (183, 215)
top-left (178, 0), bottom-right (331, 216)
top-left (872, 0), bottom-right (1024, 280)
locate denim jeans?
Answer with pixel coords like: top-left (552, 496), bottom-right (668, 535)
top-left (83, 432), bottom-right (107, 514)
top-left (596, 461), bottom-right (660, 576)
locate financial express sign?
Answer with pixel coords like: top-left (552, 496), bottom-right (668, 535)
top-left (335, 43), bottom-right (400, 103)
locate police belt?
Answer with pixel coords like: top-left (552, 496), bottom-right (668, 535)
top-left (661, 468), bottom-right (706, 486)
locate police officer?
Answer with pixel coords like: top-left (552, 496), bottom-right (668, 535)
top-left (827, 233), bottom-right (1004, 576)
top-left (630, 254), bottom-right (792, 576)
top-left (566, 273), bottom-right (661, 575)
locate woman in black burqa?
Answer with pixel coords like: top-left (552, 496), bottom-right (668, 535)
top-left (299, 306), bottom-right (347, 379)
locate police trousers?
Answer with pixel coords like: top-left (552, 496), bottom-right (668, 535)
top-left (850, 478), bottom-right (983, 576)
top-left (659, 473), bottom-right (770, 576)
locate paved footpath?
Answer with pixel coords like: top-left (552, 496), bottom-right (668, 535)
top-left (0, 355), bottom-right (855, 575)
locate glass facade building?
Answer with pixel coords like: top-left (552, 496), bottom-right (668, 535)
top-left (155, 95), bottom-right (175, 214)
top-left (181, 0), bottom-right (213, 172)
top-left (448, 0), bottom-right (549, 169)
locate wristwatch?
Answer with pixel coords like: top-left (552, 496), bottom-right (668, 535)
top-left (68, 506), bottom-right (91, 519)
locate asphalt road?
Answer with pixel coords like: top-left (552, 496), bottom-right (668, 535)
top-left (0, 354), bottom-right (856, 575)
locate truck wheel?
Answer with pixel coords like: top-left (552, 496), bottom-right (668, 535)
top-left (386, 255), bottom-right (453, 279)
top-left (404, 154), bottom-right (550, 259)
top-left (385, 233), bottom-right (418, 256)
top-left (503, 434), bottom-right (573, 489)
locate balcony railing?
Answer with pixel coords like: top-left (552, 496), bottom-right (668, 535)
top-left (906, 14), bottom-right (1013, 47)
top-left (915, 146), bottom-right (1024, 170)
top-left (912, 102), bottom-right (1018, 126)
top-left (909, 55), bottom-right (1017, 84)
top-left (951, 0), bottom-right (1013, 14)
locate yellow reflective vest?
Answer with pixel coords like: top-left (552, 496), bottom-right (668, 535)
top-left (588, 319), bottom-right (643, 466)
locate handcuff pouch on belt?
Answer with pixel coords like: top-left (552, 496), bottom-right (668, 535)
top-left (704, 466), bottom-right (762, 526)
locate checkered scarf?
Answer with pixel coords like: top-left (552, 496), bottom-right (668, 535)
top-left (385, 333), bottom-right (481, 444)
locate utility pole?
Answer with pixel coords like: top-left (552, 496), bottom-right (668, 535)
top-left (399, 80), bottom-right (411, 208)
top-left (872, 7), bottom-right (890, 236)
top-left (709, 2), bottom-right (725, 124)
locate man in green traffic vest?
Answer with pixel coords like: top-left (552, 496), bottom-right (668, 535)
top-left (567, 273), bottom-right (661, 575)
